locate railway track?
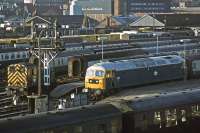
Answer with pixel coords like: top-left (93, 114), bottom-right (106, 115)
top-left (0, 91), bottom-right (12, 108)
top-left (0, 92), bottom-right (7, 99)
top-left (0, 97), bottom-right (12, 108)
top-left (0, 103), bottom-right (28, 119)
top-left (0, 90), bottom-right (29, 119)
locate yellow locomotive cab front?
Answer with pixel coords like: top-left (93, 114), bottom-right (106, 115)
top-left (85, 77), bottom-right (105, 90)
top-left (85, 67), bottom-right (106, 91)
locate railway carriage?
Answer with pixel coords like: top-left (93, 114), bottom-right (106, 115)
top-left (0, 104), bottom-right (123, 133)
top-left (85, 55), bottom-right (185, 97)
top-left (1, 89), bottom-right (200, 133)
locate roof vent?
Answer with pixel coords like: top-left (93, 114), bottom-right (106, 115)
top-left (155, 95), bottom-right (160, 98)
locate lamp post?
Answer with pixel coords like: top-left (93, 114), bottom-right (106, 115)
top-left (180, 39), bottom-right (187, 81)
top-left (98, 35), bottom-right (108, 62)
top-left (153, 33), bottom-right (159, 55)
top-left (101, 39), bottom-right (104, 61)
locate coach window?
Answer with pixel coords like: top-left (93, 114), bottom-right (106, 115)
top-left (180, 109), bottom-right (187, 122)
top-left (22, 53), bottom-right (26, 58)
top-left (154, 111), bottom-right (162, 128)
top-left (1, 54), bottom-right (3, 60)
top-left (165, 109), bottom-right (177, 127)
top-left (16, 53), bottom-right (20, 59)
top-left (98, 124), bottom-right (107, 133)
top-left (191, 105), bottom-right (200, 117)
top-left (111, 119), bottom-right (121, 133)
top-left (74, 126), bottom-right (83, 133)
top-left (58, 60), bottom-right (60, 65)
top-left (11, 54), bottom-right (15, 59)
top-left (61, 58), bottom-right (64, 65)
top-left (5, 54), bottom-right (9, 60)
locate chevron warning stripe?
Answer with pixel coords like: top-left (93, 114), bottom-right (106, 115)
top-left (8, 64), bottom-right (28, 88)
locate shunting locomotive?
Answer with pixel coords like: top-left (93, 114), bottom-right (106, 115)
top-left (7, 63), bottom-right (37, 95)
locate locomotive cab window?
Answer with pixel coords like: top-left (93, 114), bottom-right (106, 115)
top-left (95, 70), bottom-right (105, 77)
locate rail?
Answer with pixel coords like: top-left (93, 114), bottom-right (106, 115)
top-left (0, 104), bottom-right (28, 119)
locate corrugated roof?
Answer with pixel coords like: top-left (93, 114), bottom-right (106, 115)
top-left (112, 15), bottom-right (141, 25)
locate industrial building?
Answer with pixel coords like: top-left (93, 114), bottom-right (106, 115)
top-left (70, 0), bottom-right (113, 22)
top-left (127, 0), bottom-right (172, 14)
